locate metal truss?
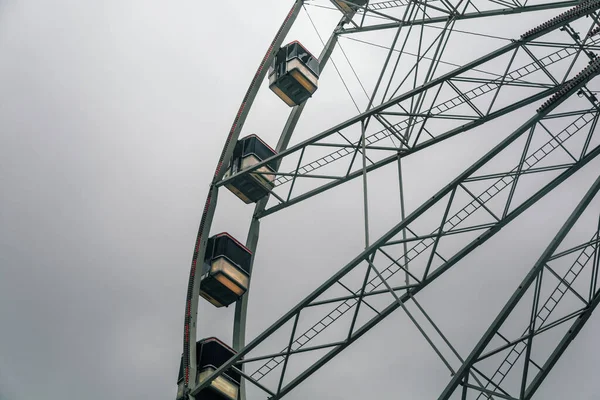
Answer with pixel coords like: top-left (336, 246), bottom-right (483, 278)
top-left (340, 1), bottom-right (586, 34)
top-left (366, 0), bottom-right (563, 12)
top-left (439, 171), bottom-right (600, 400)
top-left (192, 45), bottom-right (600, 399)
top-left (217, 3), bottom-right (600, 218)
top-left (246, 106), bottom-right (600, 385)
top-left (181, 1), bottom-right (600, 399)
top-left (449, 232), bottom-right (600, 400)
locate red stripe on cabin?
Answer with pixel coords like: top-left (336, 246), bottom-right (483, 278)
top-left (239, 134), bottom-right (277, 155)
top-left (213, 232), bottom-right (253, 255)
top-left (200, 337), bottom-right (237, 355)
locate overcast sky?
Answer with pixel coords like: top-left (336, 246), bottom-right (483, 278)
top-left (1, 1), bottom-right (600, 400)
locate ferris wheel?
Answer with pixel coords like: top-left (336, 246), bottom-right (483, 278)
top-left (176, 1), bottom-right (600, 399)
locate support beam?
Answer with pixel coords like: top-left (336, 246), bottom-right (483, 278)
top-left (342, 1), bottom-right (583, 34)
top-left (191, 59), bottom-right (600, 398)
top-left (438, 172), bottom-right (600, 400)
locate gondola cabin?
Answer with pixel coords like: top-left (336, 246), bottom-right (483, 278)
top-left (200, 233), bottom-right (251, 308)
top-left (332, 0), bottom-right (368, 14)
top-left (223, 135), bottom-right (277, 204)
top-left (176, 338), bottom-right (240, 400)
top-left (269, 41), bottom-right (320, 106)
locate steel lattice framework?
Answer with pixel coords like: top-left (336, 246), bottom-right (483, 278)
top-left (179, 1), bottom-right (600, 399)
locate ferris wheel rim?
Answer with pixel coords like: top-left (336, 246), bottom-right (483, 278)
top-left (180, 1), bottom-right (600, 399)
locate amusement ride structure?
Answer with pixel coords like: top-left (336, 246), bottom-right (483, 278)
top-left (176, 1), bottom-right (600, 399)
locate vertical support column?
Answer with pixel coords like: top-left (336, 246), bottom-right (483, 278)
top-left (397, 155), bottom-right (409, 285)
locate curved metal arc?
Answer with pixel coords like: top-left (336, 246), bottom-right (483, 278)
top-left (191, 63), bottom-right (599, 399)
top-left (184, 2), bottom-right (600, 396)
top-left (179, 0), bottom-right (303, 395)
